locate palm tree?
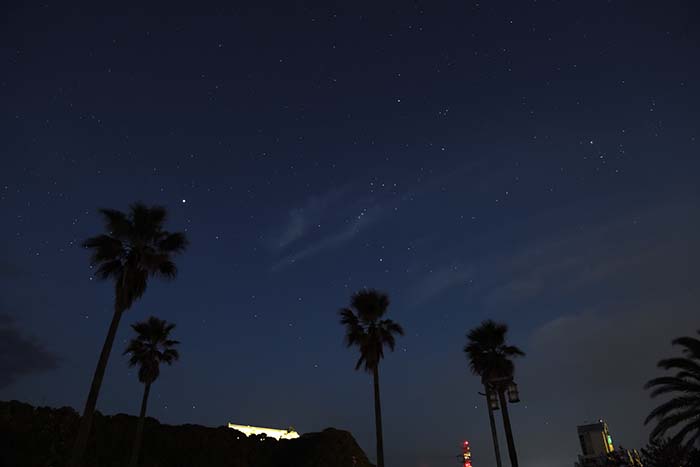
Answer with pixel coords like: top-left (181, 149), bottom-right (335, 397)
top-left (645, 331), bottom-right (700, 447)
top-left (124, 316), bottom-right (180, 467)
top-left (69, 203), bottom-right (187, 467)
top-left (464, 320), bottom-right (525, 467)
top-left (339, 289), bottom-right (404, 467)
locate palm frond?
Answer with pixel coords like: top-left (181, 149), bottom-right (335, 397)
top-left (669, 418), bottom-right (700, 448)
top-left (467, 320), bottom-right (508, 347)
top-left (95, 260), bottom-right (123, 280)
top-left (340, 290), bottom-right (402, 372)
top-left (644, 396), bottom-right (700, 423)
top-left (85, 203), bottom-right (187, 311)
top-left (159, 232), bottom-right (188, 253)
top-left (381, 319), bottom-right (405, 336)
top-left (157, 260), bottom-right (178, 279)
top-left (645, 331), bottom-right (700, 447)
top-left (352, 289), bottom-right (389, 324)
top-left (648, 409), bottom-right (700, 440)
top-left (502, 345), bottom-right (526, 357)
top-left (464, 320), bottom-right (523, 380)
top-left (124, 316), bottom-right (179, 384)
top-left (162, 348), bottom-right (180, 364)
top-left (645, 376), bottom-right (700, 398)
top-left (83, 235), bottom-right (123, 265)
top-left (657, 357), bottom-right (700, 377)
top-left (673, 337), bottom-right (700, 359)
top-left (98, 209), bottom-right (132, 239)
top-left (130, 203), bottom-right (164, 240)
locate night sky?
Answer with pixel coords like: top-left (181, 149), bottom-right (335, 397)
top-left (1, 1), bottom-right (699, 466)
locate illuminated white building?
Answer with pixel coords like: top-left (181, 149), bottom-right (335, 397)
top-left (228, 423), bottom-right (300, 440)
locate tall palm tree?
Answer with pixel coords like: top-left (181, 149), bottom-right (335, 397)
top-left (645, 331), bottom-right (700, 447)
top-left (464, 320), bottom-right (525, 467)
top-left (124, 316), bottom-right (180, 467)
top-left (70, 203), bottom-right (187, 467)
top-left (340, 289), bottom-right (404, 467)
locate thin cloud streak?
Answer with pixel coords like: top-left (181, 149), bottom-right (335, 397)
top-left (408, 263), bottom-right (474, 307)
top-left (271, 205), bottom-right (384, 271)
top-left (268, 186), bottom-right (351, 251)
top-left (271, 161), bottom-right (494, 272)
top-left (407, 201), bottom-right (698, 308)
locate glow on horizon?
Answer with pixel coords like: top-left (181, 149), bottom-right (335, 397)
top-left (228, 423), bottom-right (300, 440)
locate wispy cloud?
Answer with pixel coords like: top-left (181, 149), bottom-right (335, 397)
top-left (268, 187), bottom-right (349, 251)
top-left (477, 211), bottom-right (695, 310)
top-left (269, 159), bottom-right (522, 273)
top-left (408, 263), bottom-right (475, 306)
top-left (408, 201), bottom-right (698, 307)
top-left (271, 204), bottom-right (384, 271)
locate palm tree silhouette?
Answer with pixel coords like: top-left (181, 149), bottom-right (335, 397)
top-left (70, 203), bottom-right (187, 467)
top-left (124, 316), bottom-right (180, 467)
top-left (464, 320), bottom-right (524, 467)
top-left (645, 331), bottom-right (700, 446)
top-left (340, 289), bottom-right (404, 467)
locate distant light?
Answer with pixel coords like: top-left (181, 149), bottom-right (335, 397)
top-left (228, 423), bottom-right (300, 440)
top-left (182, 199), bottom-right (187, 204)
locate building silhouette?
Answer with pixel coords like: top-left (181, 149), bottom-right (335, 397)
top-left (574, 420), bottom-right (642, 467)
top-left (578, 420), bottom-right (615, 460)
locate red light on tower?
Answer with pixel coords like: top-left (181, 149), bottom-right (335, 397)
top-left (462, 440), bottom-right (472, 467)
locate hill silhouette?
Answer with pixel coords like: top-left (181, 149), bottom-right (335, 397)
top-left (0, 400), bottom-right (373, 467)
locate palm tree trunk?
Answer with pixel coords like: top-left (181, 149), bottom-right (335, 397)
top-left (129, 382), bottom-right (151, 467)
top-left (498, 388), bottom-right (518, 467)
top-left (69, 302), bottom-right (124, 467)
top-left (485, 385), bottom-right (503, 467)
top-left (372, 365), bottom-right (385, 467)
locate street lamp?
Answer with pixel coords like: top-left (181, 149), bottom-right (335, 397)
top-left (488, 389), bottom-right (500, 410)
top-left (487, 376), bottom-right (521, 467)
top-left (479, 388), bottom-right (503, 467)
top-left (507, 382), bottom-right (520, 403)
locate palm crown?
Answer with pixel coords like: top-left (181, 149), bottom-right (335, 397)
top-left (124, 316), bottom-right (180, 385)
top-left (645, 332), bottom-right (700, 447)
top-left (340, 289), bottom-right (404, 372)
top-left (83, 203), bottom-right (188, 311)
top-left (464, 320), bottom-right (525, 382)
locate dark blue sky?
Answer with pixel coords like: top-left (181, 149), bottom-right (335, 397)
top-left (1, 1), bottom-right (699, 466)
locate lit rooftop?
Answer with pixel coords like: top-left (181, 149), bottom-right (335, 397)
top-left (228, 423), bottom-right (300, 440)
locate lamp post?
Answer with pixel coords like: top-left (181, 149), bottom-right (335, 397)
top-left (479, 386), bottom-right (502, 467)
top-left (489, 377), bottom-right (521, 467)
top-left (507, 382), bottom-right (520, 403)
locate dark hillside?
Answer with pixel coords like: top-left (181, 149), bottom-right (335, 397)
top-left (0, 400), bottom-right (373, 467)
